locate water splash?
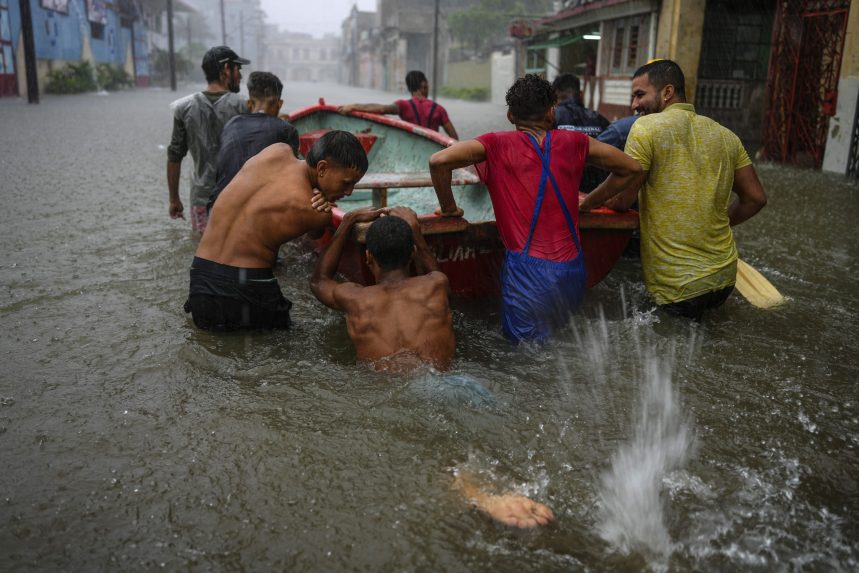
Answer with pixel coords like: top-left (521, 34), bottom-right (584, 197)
top-left (597, 350), bottom-right (693, 558)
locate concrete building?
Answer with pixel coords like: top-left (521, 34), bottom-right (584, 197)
top-left (519, 0), bottom-right (858, 174)
top-left (522, 0), bottom-right (660, 120)
top-left (337, 0), bottom-right (450, 94)
top-left (376, 0), bottom-right (449, 93)
top-left (264, 29), bottom-right (340, 84)
top-left (0, 0), bottom-right (181, 97)
top-left (341, 4), bottom-right (378, 89)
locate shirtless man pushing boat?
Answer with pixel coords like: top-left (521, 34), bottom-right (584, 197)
top-left (311, 206), bottom-right (454, 371)
top-left (184, 130), bottom-right (368, 331)
top-left (310, 205), bottom-right (554, 528)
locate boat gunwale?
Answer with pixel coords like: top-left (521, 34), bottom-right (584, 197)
top-left (291, 102), bottom-right (639, 236)
top-left (289, 102), bottom-right (457, 148)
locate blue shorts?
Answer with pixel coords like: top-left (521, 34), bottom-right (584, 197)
top-left (501, 249), bottom-right (587, 343)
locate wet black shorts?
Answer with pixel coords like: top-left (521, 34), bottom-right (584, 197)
top-left (183, 257), bottom-right (292, 331)
top-left (659, 285), bottom-right (734, 321)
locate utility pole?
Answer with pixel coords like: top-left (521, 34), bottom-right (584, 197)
top-left (220, 0), bottom-right (227, 45)
top-left (167, 0), bottom-right (176, 91)
top-left (432, 0), bottom-right (439, 100)
top-left (18, 0), bottom-right (39, 103)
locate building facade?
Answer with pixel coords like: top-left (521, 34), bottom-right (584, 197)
top-left (1, 0), bottom-right (163, 97)
top-left (264, 29), bottom-right (340, 84)
top-left (521, 0), bottom-right (858, 174)
top-left (338, 0), bottom-right (450, 94)
top-left (341, 4), bottom-right (378, 89)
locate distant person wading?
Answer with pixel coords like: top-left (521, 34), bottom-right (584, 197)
top-left (337, 70), bottom-right (459, 139)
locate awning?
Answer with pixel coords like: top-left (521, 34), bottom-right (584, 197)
top-left (526, 34), bottom-right (584, 50)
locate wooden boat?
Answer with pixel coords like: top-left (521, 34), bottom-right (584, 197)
top-left (289, 99), bottom-right (638, 298)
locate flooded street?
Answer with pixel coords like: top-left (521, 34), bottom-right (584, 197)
top-left (0, 84), bottom-right (857, 571)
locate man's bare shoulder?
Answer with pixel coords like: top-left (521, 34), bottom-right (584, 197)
top-left (255, 142), bottom-right (299, 163)
top-left (413, 271), bottom-right (450, 292)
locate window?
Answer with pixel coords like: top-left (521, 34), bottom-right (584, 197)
top-left (607, 16), bottom-right (648, 76)
top-left (611, 28), bottom-right (624, 71)
top-left (40, 0), bottom-right (69, 14)
top-left (627, 26), bottom-right (639, 70)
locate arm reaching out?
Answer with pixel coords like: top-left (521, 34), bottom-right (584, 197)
top-left (429, 139), bottom-right (486, 217)
top-left (311, 207), bottom-right (384, 310)
top-left (729, 164), bottom-right (767, 226)
top-left (337, 103), bottom-right (399, 115)
top-left (579, 139), bottom-right (645, 211)
top-left (442, 121), bottom-right (459, 141)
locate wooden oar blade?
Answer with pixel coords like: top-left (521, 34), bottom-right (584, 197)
top-left (736, 259), bottom-right (785, 309)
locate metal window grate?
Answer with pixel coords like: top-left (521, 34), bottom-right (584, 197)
top-left (696, 81), bottom-right (744, 110)
top-left (848, 94), bottom-right (859, 179)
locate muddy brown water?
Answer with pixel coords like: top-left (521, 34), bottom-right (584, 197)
top-left (0, 85), bottom-right (857, 571)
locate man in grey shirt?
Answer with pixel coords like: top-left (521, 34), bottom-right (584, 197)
top-left (166, 46), bottom-right (249, 234)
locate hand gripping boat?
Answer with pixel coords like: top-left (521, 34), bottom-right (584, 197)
top-left (290, 99), bottom-right (638, 298)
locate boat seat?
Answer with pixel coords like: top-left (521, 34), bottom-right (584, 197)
top-left (355, 169), bottom-right (480, 189)
top-left (299, 128), bottom-right (378, 157)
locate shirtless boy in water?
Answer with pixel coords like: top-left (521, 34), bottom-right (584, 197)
top-left (185, 130), bottom-right (367, 331)
top-left (311, 206), bottom-right (454, 370)
top-left (311, 206), bottom-right (554, 528)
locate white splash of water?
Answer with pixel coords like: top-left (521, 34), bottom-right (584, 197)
top-left (597, 351), bottom-right (694, 557)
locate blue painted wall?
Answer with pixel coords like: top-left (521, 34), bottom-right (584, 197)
top-left (10, 0), bottom-right (149, 70)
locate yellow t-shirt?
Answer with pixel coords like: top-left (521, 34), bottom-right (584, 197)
top-left (624, 103), bottom-right (752, 305)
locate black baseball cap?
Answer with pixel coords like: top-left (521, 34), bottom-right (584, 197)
top-left (202, 45), bottom-right (250, 77)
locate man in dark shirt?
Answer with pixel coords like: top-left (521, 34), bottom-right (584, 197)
top-left (552, 73), bottom-right (611, 193)
top-left (207, 71), bottom-right (300, 213)
top-left (552, 73), bottom-right (609, 135)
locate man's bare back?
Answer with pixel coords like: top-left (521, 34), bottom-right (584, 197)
top-left (197, 143), bottom-right (361, 268)
top-left (340, 268), bottom-right (453, 370)
top-left (185, 130), bottom-right (369, 332)
top-left (311, 206), bottom-right (455, 371)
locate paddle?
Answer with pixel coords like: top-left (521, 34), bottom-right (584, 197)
top-left (736, 259), bottom-right (785, 309)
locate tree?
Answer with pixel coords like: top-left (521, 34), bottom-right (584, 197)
top-left (448, 0), bottom-right (552, 57)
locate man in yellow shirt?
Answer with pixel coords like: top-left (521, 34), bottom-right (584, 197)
top-left (601, 59), bottom-right (768, 319)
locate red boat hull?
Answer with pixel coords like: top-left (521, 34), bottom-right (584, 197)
top-left (313, 208), bottom-right (637, 298)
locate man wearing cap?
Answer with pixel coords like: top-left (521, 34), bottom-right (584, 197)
top-left (166, 45), bottom-right (250, 234)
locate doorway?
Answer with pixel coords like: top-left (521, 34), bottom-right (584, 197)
top-left (763, 0), bottom-right (850, 168)
top-left (0, 0), bottom-right (17, 96)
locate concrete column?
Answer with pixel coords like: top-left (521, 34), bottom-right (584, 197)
top-left (655, 0), bottom-right (706, 102)
top-left (822, 3), bottom-right (859, 174)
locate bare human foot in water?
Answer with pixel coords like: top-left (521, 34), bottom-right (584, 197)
top-left (454, 474), bottom-right (555, 528)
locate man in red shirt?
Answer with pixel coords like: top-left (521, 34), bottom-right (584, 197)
top-left (337, 70), bottom-right (459, 139)
top-left (429, 74), bottom-right (643, 342)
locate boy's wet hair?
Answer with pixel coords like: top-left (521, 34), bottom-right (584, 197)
top-left (405, 70), bottom-right (427, 93)
top-left (247, 71), bottom-right (283, 100)
top-left (506, 74), bottom-right (558, 122)
top-left (633, 59), bottom-right (686, 98)
top-left (552, 73), bottom-right (581, 96)
top-left (366, 216), bottom-right (414, 271)
top-left (306, 130), bottom-right (369, 173)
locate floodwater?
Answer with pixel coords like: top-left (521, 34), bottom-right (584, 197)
top-left (0, 84), bottom-right (857, 571)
